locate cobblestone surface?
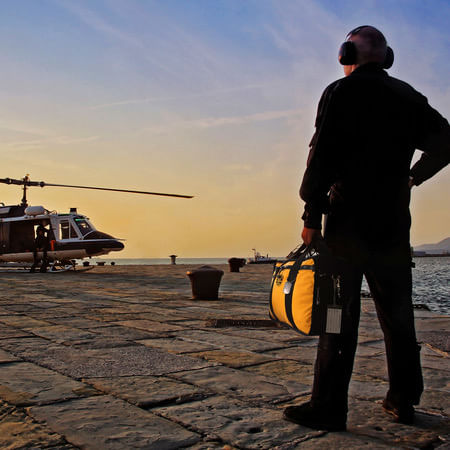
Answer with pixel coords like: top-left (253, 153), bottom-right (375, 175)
top-left (0, 264), bottom-right (448, 449)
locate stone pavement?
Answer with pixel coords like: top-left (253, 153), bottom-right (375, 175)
top-left (0, 264), bottom-right (448, 449)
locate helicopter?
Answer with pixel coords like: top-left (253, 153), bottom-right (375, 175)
top-left (0, 175), bottom-right (193, 272)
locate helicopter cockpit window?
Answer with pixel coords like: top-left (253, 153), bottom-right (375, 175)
top-left (73, 218), bottom-right (92, 236)
top-left (60, 221), bottom-right (78, 239)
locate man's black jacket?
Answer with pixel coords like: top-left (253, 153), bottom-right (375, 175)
top-left (300, 63), bottom-right (450, 244)
top-left (35, 234), bottom-right (49, 250)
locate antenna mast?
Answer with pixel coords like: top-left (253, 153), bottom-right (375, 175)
top-left (21, 174), bottom-right (30, 206)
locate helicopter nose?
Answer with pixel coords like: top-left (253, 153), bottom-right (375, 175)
top-left (109, 240), bottom-right (124, 251)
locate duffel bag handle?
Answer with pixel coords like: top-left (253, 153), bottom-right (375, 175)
top-left (286, 243), bottom-right (310, 259)
top-left (286, 239), bottom-right (331, 259)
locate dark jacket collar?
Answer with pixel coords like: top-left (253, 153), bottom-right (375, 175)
top-left (351, 62), bottom-right (387, 76)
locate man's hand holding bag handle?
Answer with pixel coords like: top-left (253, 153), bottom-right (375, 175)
top-left (269, 236), bottom-right (345, 336)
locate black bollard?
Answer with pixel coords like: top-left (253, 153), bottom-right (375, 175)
top-left (228, 257), bottom-right (246, 273)
top-left (187, 265), bottom-right (224, 300)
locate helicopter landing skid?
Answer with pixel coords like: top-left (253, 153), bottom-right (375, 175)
top-left (0, 261), bottom-right (94, 273)
top-left (48, 260), bottom-right (94, 273)
top-left (47, 260), bottom-right (75, 273)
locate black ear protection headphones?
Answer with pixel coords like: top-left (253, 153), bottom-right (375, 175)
top-left (338, 25), bottom-right (394, 69)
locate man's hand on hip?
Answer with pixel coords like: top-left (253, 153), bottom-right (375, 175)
top-left (301, 227), bottom-right (323, 246)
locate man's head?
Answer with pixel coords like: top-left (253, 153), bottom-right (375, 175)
top-left (339, 25), bottom-right (393, 76)
top-left (36, 225), bottom-right (47, 236)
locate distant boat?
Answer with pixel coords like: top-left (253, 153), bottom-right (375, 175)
top-left (248, 249), bottom-right (277, 264)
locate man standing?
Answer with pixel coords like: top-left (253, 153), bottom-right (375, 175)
top-left (30, 224), bottom-right (49, 273)
top-left (284, 26), bottom-right (449, 431)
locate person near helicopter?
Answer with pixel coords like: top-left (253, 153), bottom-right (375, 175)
top-left (30, 224), bottom-right (49, 273)
top-left (284, 25), bottom-right (450, 431)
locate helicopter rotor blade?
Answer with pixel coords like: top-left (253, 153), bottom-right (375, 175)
top-left (41, 182), bottom-right (194, 199)
top-left (0, 177), bottom-right (40, 187)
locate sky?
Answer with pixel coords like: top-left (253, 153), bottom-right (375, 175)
top-left (0, 0), bottom-right (448, 258)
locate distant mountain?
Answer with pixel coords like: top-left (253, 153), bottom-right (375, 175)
top-left (414, 237), bottom-right (450, 254)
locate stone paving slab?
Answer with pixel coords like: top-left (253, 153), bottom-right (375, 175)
top-left (0, 348), bottom-right (21, 363)
top-left (421, 344), bottom-right (449, 358)
top-left (26, 306), bottom-right (89, 319)
top-left (28, 395), bottom-right (201, 449)
top-left (0, 325), bottom-right (33, 340)
top-left (0, 336), bottom-right (63, 358)
top-left (167, 319), bottom-right (213, 328)
top-left (0, 306), bottom-right (19, 315)
top-left (420, 389), bottom-right (450, 416)
top-left (114, 319), bottom-right (185, 333)
top-left (0, 315), bottom-right (52, 328)
top-left (66, 336), bottom-right (135, 349)
top-left (170, 329), bottom-right (282, 352)
top-left (242, 360), bottom-right (314, 385)
top-left (355, 344), bottom-right (385, 358)
top-left (422, 367), bottom-right (450, 390)
top-left (0, 304), bottom-right (45, 313)
top-left (0, 400), bottom-right (75, 449)
top-left (353, 356), bottom-right (388, 381)
top-left (287, 432), bottom-right (395, 448)
top-left (154, 394), bottom-right (319, 449)
top-left (186, 349), bottom-right (277, 368)
top-left (347, 398), bottom-right (450, 448)
top-left (416, 317), bottom-right (450, 332)
top-left (25, 300), bottom-right (61, 309)
top-left (92, 310), bottom-right (192, 323)
top-left (51, 316), bottom-right (113, 328)
top-left (0, 324), bottom-right (32, 339)
top-left (0, 362), bottom-right (91, 406)
top-left (27, 345), bottom-right (214, 379)
top-left (421, 354), bottom-right (450, 371)
top-left (261, 345), bottom-right (318, 364)
top-left (139, 337), bottom-right (220, 354)
top-left (94, 304), bottom-right (174, 314)
top-left (87, 324), bottom-right (165, 340)
top-left (169, 365), bottom-right (309, 403)
top-left (24, 324), bottom-right (99, 343)
top-left (348, 376), bottom-right (389, 401)
top-left (419, 331), bottom-right (450, 353)
top-left (84, 375), bottom-right (207, 407)
top-left (212, 327), bottom-right (313, 343)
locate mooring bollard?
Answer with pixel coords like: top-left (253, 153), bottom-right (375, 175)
top-left (228, 257), bottom-right (246, 273)
top-left (169, 254), bottom-right (177, 265)
top-left (186, 265), bottom-right (224, 300)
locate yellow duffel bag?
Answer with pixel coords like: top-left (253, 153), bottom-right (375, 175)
top-left (269, 245), bottom-right (343, 336)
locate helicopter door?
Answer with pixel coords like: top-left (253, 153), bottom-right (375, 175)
top-left (59, 220), bottom-right (79, 240)
top-left (0, 222), bottom-right (10, 254)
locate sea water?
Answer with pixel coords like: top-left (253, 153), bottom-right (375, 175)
top-left (91, 256), bottom-right (449, 315)
top-left (411, 257), bottom-right (449, 314)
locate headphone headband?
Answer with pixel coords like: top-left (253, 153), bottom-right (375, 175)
top-left (345, 25), bottom-right (371, 40)
top-left (338, 25), bottom-right (393, 69)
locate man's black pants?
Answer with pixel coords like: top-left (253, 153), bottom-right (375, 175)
top-left (31, 248), bottom-right (48, 272)
top-left (310, 230), bottom-right (423, 415)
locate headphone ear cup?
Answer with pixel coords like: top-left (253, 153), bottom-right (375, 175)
top-left (383, 46), bottom-right (394, 69)
top-left (338, 41), bottom-right (357, 65)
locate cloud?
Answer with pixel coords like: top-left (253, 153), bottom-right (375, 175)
top-left (54, 0), bottom-right (143, 48)
top-left (53, 0), bottom-right (180, 77)
top-left (0, 118), bottom-right (56, 139)
top-left (142, 108), bottom-right (303, 134)
top-left (224, 164), bottom-right (253, 172)
top-left (1, 134), bottom-right (99, 151)
top-left (88, 83), bottom-right (270, 110)
top-left (265, 0), bottom-right (343, 56)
